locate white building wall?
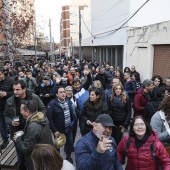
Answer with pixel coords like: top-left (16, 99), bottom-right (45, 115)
top-left (128, 0), bottom-right (170, 27)
top-left (126, 21), bottom-right (170, 81)
top-left (73, 0), bottom-right (170, 68)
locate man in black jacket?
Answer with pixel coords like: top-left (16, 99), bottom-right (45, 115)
top-left (95, 66), bottom-right (110, 90)
top-left (0, 68), bottom-right (14, 149)
top-left (4, 80), bottom-right (46, 170)
top-left (13, 100), bottom-right (53, 170)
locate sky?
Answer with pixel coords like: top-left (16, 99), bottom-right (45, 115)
top-left (34, 0), bottom-right (71, 43)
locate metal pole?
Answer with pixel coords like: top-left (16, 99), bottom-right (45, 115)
top-left (49, 19), bottom-right (53, 62)
top-left (52, 37), bottom-right (55, 60)
top-left (4, 0), bottom-right (14, 65)
top-left (35, 21), bottom-right (37, 63)
top-left (79, 8), bottom-right (82, 60)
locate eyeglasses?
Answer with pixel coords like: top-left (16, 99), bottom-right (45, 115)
top-left (134, 123), bottom-right (145, 127)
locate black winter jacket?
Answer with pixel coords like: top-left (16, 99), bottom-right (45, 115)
top-left (81, 100), bottom-right (109, 135)
top-left (0, 76), bottom-right (14, 110)
top-left (108, 95), bottom-right (131, 128)
top-left (94, 73), bottom-right (110, 90)
top-left (143, 97), bottom-right (163, 123)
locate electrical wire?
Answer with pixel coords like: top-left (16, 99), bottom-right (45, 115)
top-left (92, 0), bottom-right (125, 20)
top-left (94, 0), bottom-right (150, 39)
top-left (92, 17), bottom-right (129, 30)
top-left (91, 10), bottom-right (136, 21)
top-left (81, 14), bottom-right (94, 37)
top-left (90, 0), bottom-right (121, 15)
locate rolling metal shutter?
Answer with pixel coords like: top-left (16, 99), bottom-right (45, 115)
top-left (153, 45), bottom-right (170, 79)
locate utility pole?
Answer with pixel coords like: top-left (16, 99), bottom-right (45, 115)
top-left (34, 21), bottom-right (37, 63)
top-left (49, 19), bottom-right (53, 62)
top-left (79, 8), bottom-right (82, 60)
top-left (4, 0), bottom-right (14, 65)
top-left (52, 37), bottom-right (55, 60)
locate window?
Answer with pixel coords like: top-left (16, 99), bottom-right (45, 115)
top-left (70, 22), bottom-right (76, 26)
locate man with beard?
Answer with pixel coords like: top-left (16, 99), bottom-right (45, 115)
top-left (75, 114), bottom-right (122, 170)
top-left (4, 80), bottom-right (46, 170)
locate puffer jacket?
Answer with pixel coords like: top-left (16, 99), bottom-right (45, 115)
top-left (81, 100), bottom-right (109, 135)
top-left (108, 95), bottom-right (131, 128)
top-left (117, 131), bottom-right (170, 170)
top-left (134, 88), bottom-right (149, 116)
top-left (16, 112), bottom-right (54, 170)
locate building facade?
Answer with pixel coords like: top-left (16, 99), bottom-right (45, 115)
top-left (72, 0), bottom-right (170, 73)
top-left (60, 0), bottom-right (90, 55)
top-left (0, 0), bottom-right (35, 60)
top-left (126, 20), bottom-right (170, 81)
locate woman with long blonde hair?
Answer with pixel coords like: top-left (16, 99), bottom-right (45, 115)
top-left (108, 82), bottom-right (131, 145)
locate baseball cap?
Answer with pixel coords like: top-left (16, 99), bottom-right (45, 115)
top-left (95, 114), bottom-right (115, 127)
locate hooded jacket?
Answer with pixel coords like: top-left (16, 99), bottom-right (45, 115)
top-left (117, 131), bottom-right (170, 170)
top-left (16, 112), bottom-right (54, 170)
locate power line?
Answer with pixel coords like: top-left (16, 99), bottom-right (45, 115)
top-left (91, 10), bottom-right (136, 21)
top-left (81, 15), bottom-right (94, 37)
top-left (92, 0), bottom-right (125, 20)
top-left (92, 17), bottom-right (129, 30)
top-left (91, 0), bottom-right (124, 15)
top-left (94, 0), bottom-right (150, 39)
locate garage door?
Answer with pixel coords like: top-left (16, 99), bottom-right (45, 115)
top-left (153, 45), bottom-right (170, 79)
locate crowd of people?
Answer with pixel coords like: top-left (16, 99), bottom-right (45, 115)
top-left (0, 57), bottom-right (170, 170)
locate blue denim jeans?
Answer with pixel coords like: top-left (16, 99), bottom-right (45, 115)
top-left (0, 110), bottom-right (9, 142)
top-left (64, 126), bottom-right (73, 158)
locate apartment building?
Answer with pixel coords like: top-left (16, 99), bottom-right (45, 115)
top-left (60, 0), bottom-right (90, 55)
top-left (0, 0), bottom-right (35, 55)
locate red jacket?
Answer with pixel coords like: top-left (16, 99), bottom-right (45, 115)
top-left (134, 88), bottom-right (148, 116)
top-left (117, 131), bottom-right (170, 170)
top-left (67, 72), bottom-right (78, 85)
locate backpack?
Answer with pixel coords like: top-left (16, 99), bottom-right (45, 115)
top-left (124, 137), bottom-right (163, 169)
top-left (124, 137), bottom-right (157, 160)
